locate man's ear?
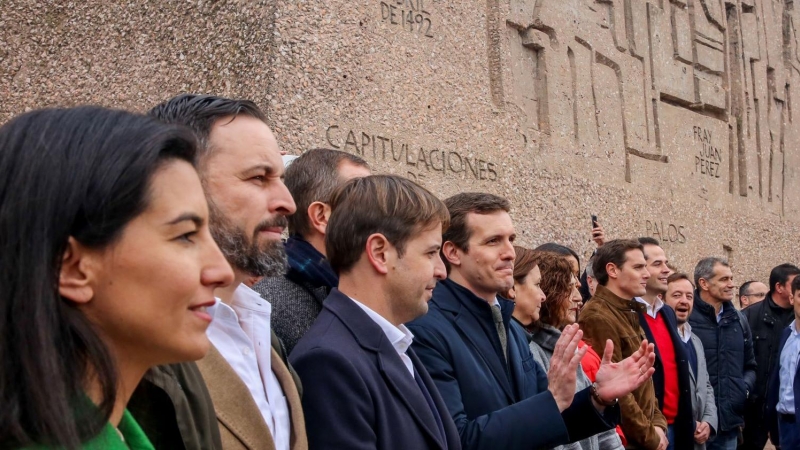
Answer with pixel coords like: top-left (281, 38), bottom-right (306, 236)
top-left (58, 237), bottom-right (96, 304)
top-left (441, 241), bottom-right (462, 267)
top-left (606, 262), bottom-right (619, 280)
top-left (308, 201), bottom-right (332, 236)
top-left (365, 233), bottom-right (392, 275)
top-left (698, 278), bottom-right (709, 292)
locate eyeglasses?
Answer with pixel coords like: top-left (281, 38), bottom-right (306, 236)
top-left (742, 292), bottom-right (768, 299)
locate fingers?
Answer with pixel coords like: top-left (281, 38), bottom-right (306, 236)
top-left (601, 339), bottom-right (613, 365)
top-left (552, 324), bottom-right (575, 361)
top-left (553, 323), bottom-right (580, 362)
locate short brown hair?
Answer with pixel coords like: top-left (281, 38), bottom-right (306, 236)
top-left (285, 148), bottom-right (368, 237)
top-left (536, 252), bottom-right (575, 328)
top-left (593, 239), bottom-right (644, 286)
top-left (326, 175), bottom-right (449, 274)
top-left (667, 272), bottom-right (695, 288)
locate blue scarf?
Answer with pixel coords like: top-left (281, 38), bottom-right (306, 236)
top-left (285, 234), bottom-right (339, 289)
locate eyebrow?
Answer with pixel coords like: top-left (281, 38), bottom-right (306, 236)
top-left (246, 163), bottom-right (281, 177)
top-left (165, 212), bottom-right (203, 227)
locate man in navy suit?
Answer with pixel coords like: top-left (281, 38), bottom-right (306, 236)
top-left (408, 192), bottom-right (657, 450)
top-left (636, 238), bottom-right (695, 450)
top-left (767, 275), bottom-right (800, 449)
top-left (290, 175), bottom-right (461, 450)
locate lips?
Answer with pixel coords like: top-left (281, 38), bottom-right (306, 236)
top-left (189, 299), bottom-right (216, 323)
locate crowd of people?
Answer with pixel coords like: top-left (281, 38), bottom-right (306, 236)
top-left (0, 94), bottom-right (797, 450)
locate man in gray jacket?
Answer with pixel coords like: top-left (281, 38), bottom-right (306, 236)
top-left (253, 148), bottom-right (370, 354)
top-left (664, 273), bottom-right (718, 449)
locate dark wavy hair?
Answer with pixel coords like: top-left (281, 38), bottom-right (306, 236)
top-left (536, 252), bottom-right (575, 328)
top-left (0, 107), bottom-right (197, 448)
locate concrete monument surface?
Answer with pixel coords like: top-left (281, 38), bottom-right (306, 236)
top-left (1, 0), bottom-right (798, 283)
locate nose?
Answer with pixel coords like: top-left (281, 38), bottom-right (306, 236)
top-left (202, 234), bottom-right (235, 289)
top-left (433, 254), bottom-right (447, 281)
top-left (269, 178), bottom-right (297, 216)
top-left (501, 240), bottom-right (516, 261)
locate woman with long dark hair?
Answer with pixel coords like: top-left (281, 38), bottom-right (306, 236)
top-left (0, 107), bottom-right (233, 449)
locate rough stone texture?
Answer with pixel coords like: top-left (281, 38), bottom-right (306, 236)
top-left (1, 0), bottom-right (798, 287)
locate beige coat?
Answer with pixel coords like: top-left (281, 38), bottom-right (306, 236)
top-left (197, 343), bottom-right (308, 450)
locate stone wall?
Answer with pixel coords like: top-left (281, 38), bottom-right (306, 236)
top-left (1, 0), bottom-right (798, 286)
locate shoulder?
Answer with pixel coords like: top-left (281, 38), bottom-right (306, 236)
top-left (291, 309), bottom-right (351, 356)
top-left (254, 275), bottom-right (316, 305)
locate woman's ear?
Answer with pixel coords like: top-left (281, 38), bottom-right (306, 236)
top-left (507, 285), bottom-right (516, 300)
top-left (58, 237), bottom-right (96, 304)
top-left (308, 201), bottom-right (333, 235)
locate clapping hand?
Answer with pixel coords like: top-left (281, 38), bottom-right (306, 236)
top-left (593, 339), bottom-right (656, 403)
top-left (547, 324), bottom-right (588, 412)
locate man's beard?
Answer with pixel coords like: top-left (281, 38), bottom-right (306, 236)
top-left (208, 201), bottom-right (288, 278)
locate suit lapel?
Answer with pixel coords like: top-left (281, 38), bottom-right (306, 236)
top-left (378, 347), bottom-right (446, 449)
top-left (453, 310), bottom-right (515, 402)
top-left (270, 348), bottom-right (308, 450)
top-left (325, 290), bottom-right (445, 449)
top-left (196, 345), bottom-right (276, 450)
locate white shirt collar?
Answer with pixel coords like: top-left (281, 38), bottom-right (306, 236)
top-left (678, 322), bottom-right (693, 343)
top-left (349, 297), bottom-right (415, 366)
top-left (790, 320), bottom-right (799, 336)
top-left (491, 297), bottom-right (500, 307)
top-left (635, 296), bottom-right (665, 318)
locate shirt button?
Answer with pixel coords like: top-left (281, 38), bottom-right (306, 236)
top-left (243, 347), bottom-right (251, 356)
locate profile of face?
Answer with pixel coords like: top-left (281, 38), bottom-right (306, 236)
top-left (510, 265), bottom-right (545, 326)
top-left (791, 287), bottom-right (800, 319)
top-left (73, 161), bottom-right (234, 364)
top-left (700, 263), bottom-right (735, 303)
top-left (203, 115), bottom-right (297, 277)
top-left (665, 279), bottom-right (695, 325)
top-left (608, 249), bottom-right (650, 299)
top-left (643, 244), bottom-right (670, 294)
top-left (740, 281), bottom-right (768, 308)
top-left (448, 211), bottom-right (516, 299)
top-left (586, 275), bottom-right (598, 296)
top-left (778, 275), bottom-right (799, 301)
top-left (564, 275), bottom-right (583, 324)
top-left (386, 222), bottom-right (447, 324)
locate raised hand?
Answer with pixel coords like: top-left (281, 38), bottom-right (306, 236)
top-left (591, 222), bottom-right (606, 247)
top-left (547, 324), bottom-right (588, 411)
top-left (593, 338), bottom-right (656, 402)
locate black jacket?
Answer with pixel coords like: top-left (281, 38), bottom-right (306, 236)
top-left (638, 305), bottom-right (695, 450)
top-left (688, 294), bottom-right (757, 432)
top-left (741, 293), bottom-right (794, 403)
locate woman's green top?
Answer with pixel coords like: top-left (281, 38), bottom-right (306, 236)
top-left (26, 409), bottom-right (154, 450)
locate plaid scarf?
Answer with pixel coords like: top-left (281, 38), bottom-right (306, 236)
top-left (285, 234), bottom-right (338, 289)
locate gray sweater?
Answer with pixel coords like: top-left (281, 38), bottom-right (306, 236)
top-left (529, 324), bottom-right (624, 450)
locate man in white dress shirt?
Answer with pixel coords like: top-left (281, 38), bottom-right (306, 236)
top-left (290, 175), bottom-right (462, 450)
top-left (145, 94), bottom-right (307, 450)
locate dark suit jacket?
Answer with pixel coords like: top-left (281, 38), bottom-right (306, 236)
top-left (407, 278), bottom-right (618, 450)
top-left (766, 326), bottom-right (800, 444)
top-left (290, 288), bottom-right (461, 450)
top-left (638, 305), bottom-right (695, 450)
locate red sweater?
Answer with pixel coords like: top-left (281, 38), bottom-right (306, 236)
top-left (645, 312), bottom-right (679, 423)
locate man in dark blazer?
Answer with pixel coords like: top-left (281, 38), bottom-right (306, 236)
top-left (766, 275), bottom-right (800, 450)
top-left (408, 192), bottom-right (657, 450)
top-left (290, 175), bottom-right (461, 450)
top-left (636, 238), bottom-right (695, 450)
